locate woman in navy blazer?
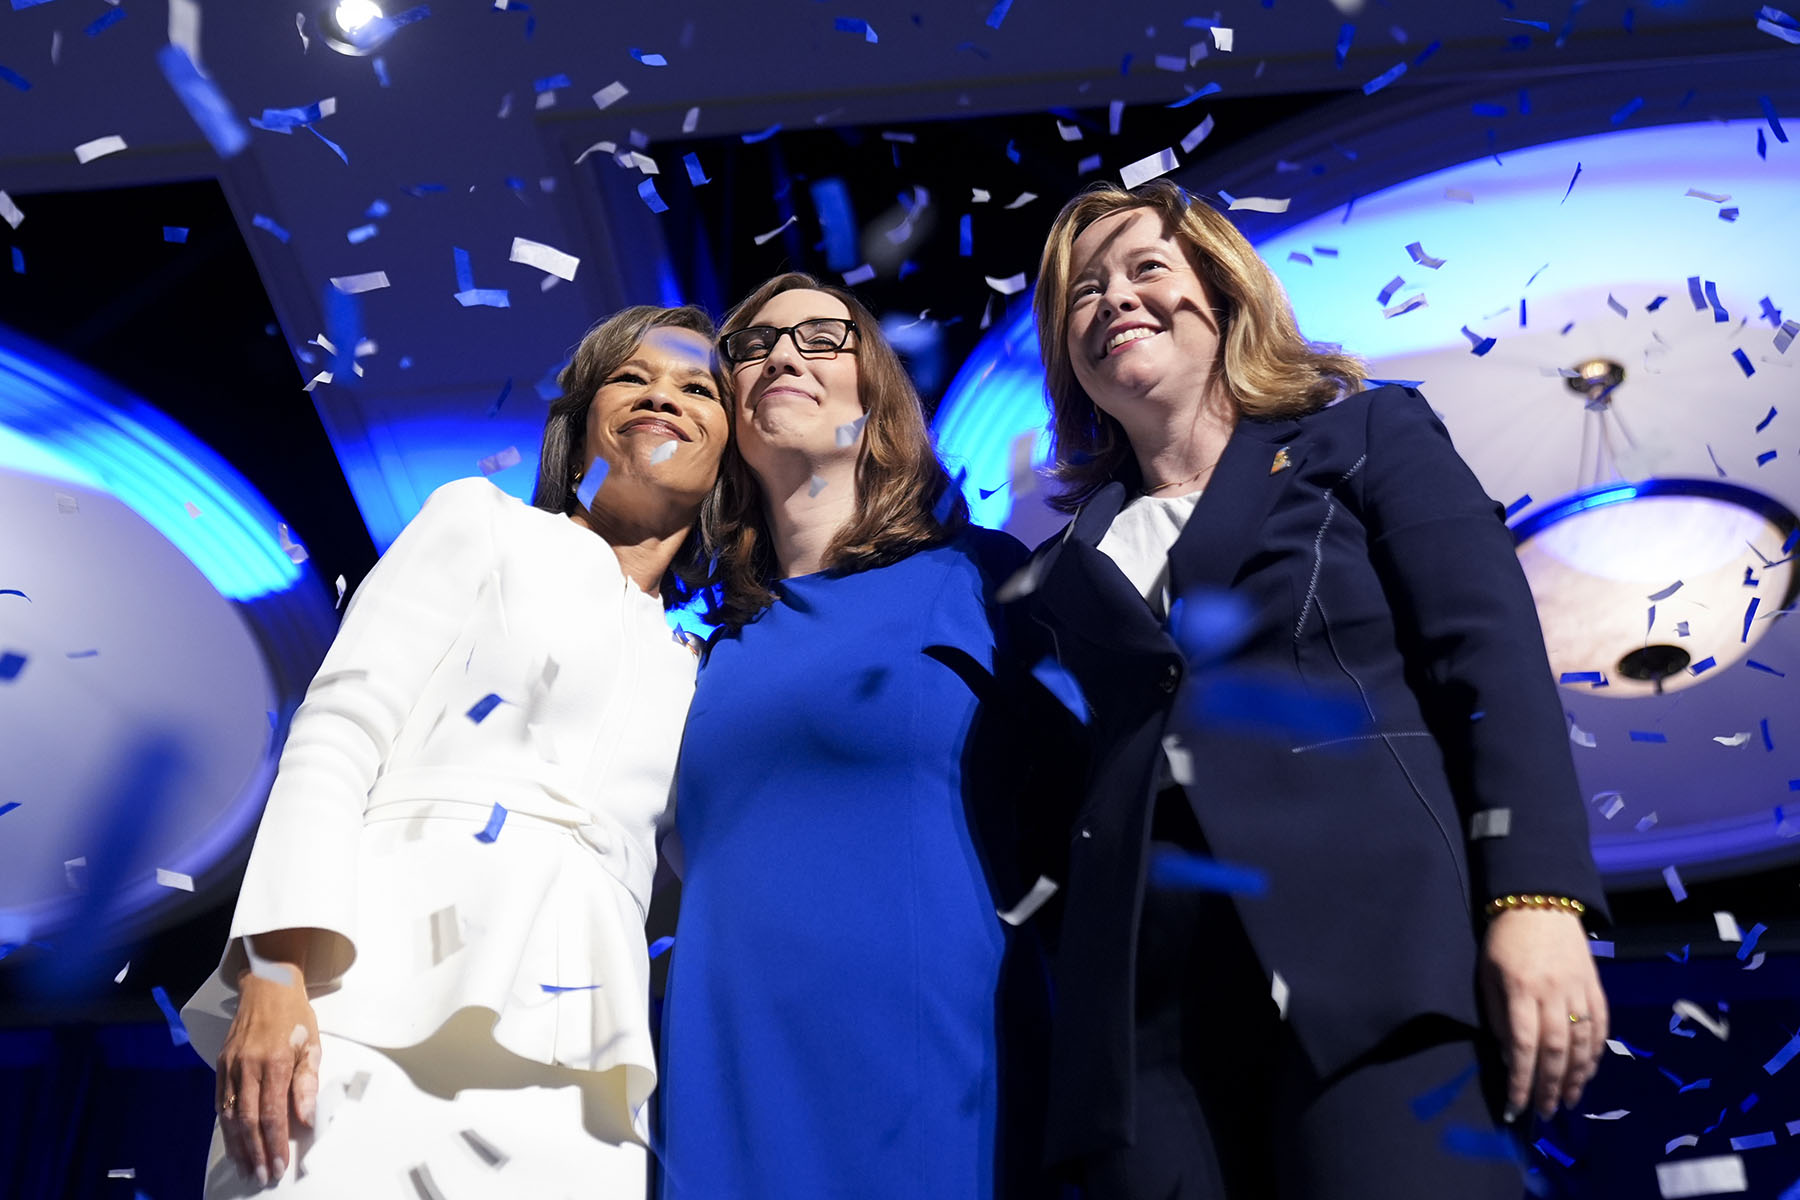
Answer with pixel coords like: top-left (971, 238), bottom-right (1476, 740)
top-left (1017, 181), bottom-right (1609, 1198)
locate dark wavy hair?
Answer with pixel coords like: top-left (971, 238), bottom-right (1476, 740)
top-left (702, 273), bottom-right (967, 630)
top-left (530, 304), bottom-right (733, 610)
top-left (1035, 180), bottom-right (1366, 512)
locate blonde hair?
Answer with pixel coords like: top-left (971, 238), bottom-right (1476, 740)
top-left (703, 272), bottom-right (965, 629)
top-left (1034, 180), bottom-right (1365, 512)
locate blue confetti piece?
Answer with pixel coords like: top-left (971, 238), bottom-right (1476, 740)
top-left (1734, 349), bottom-right (1756, 377)
top-left (1289, 252), bottom-right (1314, 266)
top-left (649, 935), bottom-right (675, 959)
top-left (1732, 1132), bottom-right (1777, 1151)
top-left (1443, 1125), bottom-right (1519, 1162)
top-left (163, 227), bottom-right (188, 243)
top-left (984, 0), bottom-right (1013, 29)
top-left (1188, 671), bottom-right (1367, 741)
top-left (1648, 579), bottom-right (1684, 601)
top-left (834, 16), bottom-right (878, 43)
top-left (466, 693), bottom-right (504, 723)
top-left (1504, 17), bottom-right (1551, 31)
top-left (9, 0), bottom-right (57, 8)
top-left (1743, 597), bottom-right (1761, 642)
top-left (959, 214), bottom-right (972, 257)
top-left (1409, 1062), bottom-right (1479, 1121)
top-left (1690, 656), bottom-right (1717, 675)
top-left (1762, 718), bottom-right (1773, 751)
top-left (83, 7), bottom-right (125, 35)
top-left (0, 651), bottom-right (26, 681)
top-left (1559, 671), bottom-right (1606, 685)
top-left (1560, 161), bottom-right (1583, 203)
top-left (1630, 730), bottom-right (1668, 743)
top-left (10, 247), bottom-right (22, 275)
top-left (637, 177), bottom-right (668, 214)
top-left (1705, 279), bottom-right (1729, 322)
top-left (630, 49), bottom-right (668, 66)
top-left (1460, 326), bottom-right (1496, 356)
top-left (1760, 95), bottom-right (1789, 143)
top-left (252, 214), bottom-right (291, 243)
top-left (1757, 449), bottom-right (1778, 467)
top-left (1667, 943), bottom-right (1690, 962)
top-left (473, 803), bottom-right (507, 843)
top-left (308, 124), bottom-right (349, 165)
top-left (1610, 97), bottom-right (1644, 125)
top-left (1413, 38), bottom-right (1441, 64)
top-left (1533, 1138), bottom-right (1574, 1167)
top-left (1119, 52), bottom-right (1133, 76)
top-left (1590, 940), bottom-right (1614, 957)
top-left (1687, 274), bottom-right (1708, 310)
top-left (683, 153), bottom-right (709, 187)
top-left (1314, 245), bottom-right (1340, 257)
top-left (1335, 22), bottom-right (1355, 67)
top-left (1504, 494), bottom-right (1532, 518)
top-left (1004, 138), bottom-right (1021, 163)
top-left (741, 123), bottom-right (782, 144)
top-left (1518, 88), bottom-right (1532, 114)
top-left (1519, 298), bottom-right (1528, 326)
top-left (150, 986), bottom-right (191, 1046)
top-left (1378, 276), bottom-right (1406, 305)
top-left (372, 56), bottom-right (390, 87)
top-left (1759, 128), bottom-right (1770, 159)
top-left (454, 288), bottom-right (510, 308)
top-left (0, 802), bottom-right (18, 817)
top-left (1756, 406), bottom-right (1778, 432)
top-left (539, 983), bottom-right (603, 994)
top-left (1031, 658), bottom-right (1090, 725)
top-left (1746, 660), bottom-right (1785, 677)
top-left (1472, 102), bottom-right (1507, 117)
top-left (575, 459), bottom-right (608, 509)
top-left (533, 73), bottom-right (570, 92)
top-left (453, 246), bottom-right (474, 293)
top-left (0, 589), bottom-right (25, 600)
top-left (1168, 590), bottom-right (1254, 666)
top-left (1738, 923), bottom-right (1767, 959)
top-left (1166, 83), bottom-right (1222, 108)
top-left (1362, 61), bottom-right (1406, 95)
top-left (1763, 1030), bottom-right (1800, 1075)
top-left (0, 64), bottom-right (30, 91)
top-left (347, 223), bottom-right (378, 244)
top-left (1147, 848), bottom-right (1267, 896)
top-left (1646, 295), bottom-right (1668, 311)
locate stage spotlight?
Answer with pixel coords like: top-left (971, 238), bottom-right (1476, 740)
top-left (319, 0), bottom-right (393, 55)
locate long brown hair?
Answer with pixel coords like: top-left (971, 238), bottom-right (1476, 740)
top-left (704, 272), bottom-right (966, 629)
top-left (1035, 180), bottom-right (1365, 512)
top-left (530, 304), bottom-right (732, 609)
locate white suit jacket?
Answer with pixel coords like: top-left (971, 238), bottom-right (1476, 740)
top-left (183, 478), bottom-right (697, 1117)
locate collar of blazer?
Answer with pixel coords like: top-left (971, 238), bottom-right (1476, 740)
top-left (1028, 416), bottom-right (1305, 655)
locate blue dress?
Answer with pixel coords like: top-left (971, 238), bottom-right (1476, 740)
top-left (660, 528), bottom-right (1052, 1199)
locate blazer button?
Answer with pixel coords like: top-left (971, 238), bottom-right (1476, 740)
top-left (1159, 663), bottom-right (1180, 693)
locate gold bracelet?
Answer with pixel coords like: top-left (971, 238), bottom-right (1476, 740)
top-left (1484, 893), bottom-right (1587, 920)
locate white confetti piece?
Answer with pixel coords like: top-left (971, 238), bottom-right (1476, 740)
top-left (1655, 1155), bottom-right (1747, 1198)
top-left (460, 1129), bottom-right (509, 1168)
top-left (478, 446), bottom-right (521, 476)
top-left (1664, 864), bottom-right (1687, 901)
top-left (1665, 1134), bottom-right (1702, 1154)
top-left (1596, 792), bottom-right (1625, 819)
top-left (807, 475), bottom-right (827, 498)
top-left (1714, 911), bottom-right (1742, 942)
top-left (1605, 1038), bottom-right (1635, 1058)
top-left (835, 414), bottom-right (868, 448)
top-left (1003, 192), bottom-right (1038, 209)
top-left (1583, 1110), bottom-right (1631, 1120)
top-left (329, 271), bottom-right (390, 294)
top-left (1211, 26), bottom-right (1234, 50)
top-left (628, 151), bottom-right (659, 175)
top-left (1180, 114), bottom-right (1215, 154)
top-left (277, 523), bottom-right (308, 564)
top-left (155, 867), bottom-right (194, 891)
top-left (168, 0), bottom-right (201, 64)
top-left (1271, 970), bottom-right (1290, 1019)
top-left (574, 140), bottom-right (617, 164)
top-left (1637, 812), bottom-right (1659, 832)
top-left (592, 81), bottom-right (628, 110)
top-left (426, 905), bottom-right (463, 966)
top-left (184, 501), bottom-right (202, 518)
top-left (75, 135), bottom-right (128, 164)
top-left (0, 191), bottom-right (23, 230)
top-left (1570, 721), bottom-right (1597, 748)
top-left (106, 1169), bottom-right (135, 1180)
top-left (1672, 999), bottom-right (1729, 1040)
top-left (335, 575), bottom-right (347, 608)
top-left (985, 272), bottom-right (1028, 295)
top-left (682, 106), bottom-right (699, 133)
top-left (243, 937), bottom-right (297, 986)
top-left (649, 440), bottom-right (678, 465)
top-left (1684, 188), bottom-right (1731, 203)
top-left (1121, 147), bottom-right (1179, 189)
top-left (1161, 734), bottom-right (1194, 786)
top-left (1056, 120), bottom-right (1083, 142)
top-left (971, 188), bottom-right (991, 203)
top-left (753, 215), bottom-right (797, 246)
top-left (1382, 294), bottom-right (1428, 318)
top-left (997, 875), bottom-right (1059, 925)
top-left (345, 1069), bottom-right (372, 1100)
top-left (1713, 732), bottom-right (1752, 746)
top-left (408, 1163), bottom-right (448, 1200)
top-left (303, 370), bottom-right (333, 392)
top-left (114, 960), bottom-right (129, 983)
top-left (1444, 187), bottom-right (1475, 203)
top-left (1226, 195), bottom-right (1291, 213)
top-left (509, 236), bottom-right (579, 281)
top-left (1468, 808), bottom-right (1511, 839)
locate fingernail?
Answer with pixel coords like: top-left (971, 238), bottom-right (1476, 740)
top-left (254, 1164), bottom-right (269, 1187)
top-left (1503, 1103), bottom-right (1521, 1124)
top-left (273, 1156), bottom-right (286, 1179)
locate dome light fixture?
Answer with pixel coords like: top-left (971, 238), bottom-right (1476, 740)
top-left (318, 0), bottom-right (394, 56)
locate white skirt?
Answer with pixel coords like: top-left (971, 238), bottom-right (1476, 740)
top-left (202, 1011), bottom-right (647, 1198)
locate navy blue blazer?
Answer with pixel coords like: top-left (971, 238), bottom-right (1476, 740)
top-left (1021, 384), bottom-right (1608, 1164)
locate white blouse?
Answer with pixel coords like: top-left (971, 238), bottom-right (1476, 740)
top-left (182, 478), bottom-right (697, 1124)
top-left (1095, 490), bottom-right (1202, 619)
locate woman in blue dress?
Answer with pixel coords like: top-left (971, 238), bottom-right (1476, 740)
top-left (657, 273), bottom-right (1064, 1199)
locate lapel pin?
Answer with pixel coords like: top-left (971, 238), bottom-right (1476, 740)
top-left (1270, 447), bottom-right (1292, 475)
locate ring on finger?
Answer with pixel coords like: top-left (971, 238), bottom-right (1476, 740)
top-left (1568, 1011), bottom-right (1592, 1024)
top-left (221, 1092), bottom-right (238, 1114)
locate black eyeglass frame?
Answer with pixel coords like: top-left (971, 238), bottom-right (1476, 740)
top-left (719, 318), bottom-right (860, 366)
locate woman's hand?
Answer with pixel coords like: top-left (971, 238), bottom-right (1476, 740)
top-left (216, 955), bottom-right (320, 1186)
top-left (1479, 907), bottom-right (1608, 1121)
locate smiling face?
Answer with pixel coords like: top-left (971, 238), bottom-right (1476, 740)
top-left (729, 288), bottom-right (864, 476)
top-left (1065, 207), bottom-right (1224, 429)
top-left (581, 324), bottom-right (728, 510)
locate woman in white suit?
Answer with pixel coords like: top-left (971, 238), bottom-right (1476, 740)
top-left (181, 305), bottom-right (730, 1196)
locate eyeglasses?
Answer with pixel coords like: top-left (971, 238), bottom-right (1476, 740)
top-left (720, 318), bottom-right (858, 365)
